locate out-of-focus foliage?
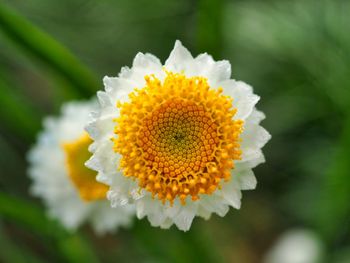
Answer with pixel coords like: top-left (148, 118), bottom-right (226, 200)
top-left (0, 0), bottom-right (350, 262)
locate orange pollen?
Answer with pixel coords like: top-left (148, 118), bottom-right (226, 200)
top-left (63, 132), bottom-right (108, 202)
top-left (113, 72), bottom-right (243, 205)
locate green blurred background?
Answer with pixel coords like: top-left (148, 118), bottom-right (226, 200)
top-left (1, 0), bottom-right (350, 262)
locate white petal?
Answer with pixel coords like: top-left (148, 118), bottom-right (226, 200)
top-left (160, 218), bottom-right (174, 229)
top-left (165, 40), bottom-right (193, 72)
top-left (163, 200), bottom-right (181, 218)
top-left (220, 80), bottom-right (260, 120)
top-left (200, 196), bottom-right (230, 216)
top-left (148, 212), bottom-right (168, 227)
top-left (237, 154), bottom-right (266, 171)
top-left (85, 154), bottom-right (102, 174)
top-left (133, 52), bottom-right (162, 69)
top-left (107, 191), bottom-right (129, 206)
top-left (203, 59), bottom-right (231, 85)
top-left (184, 53), bottom-right (231, 85)
top-left (239, 109), bottom-right (271, 164)
top-left (219, 179), bottom-right (242, 209)
top-left (211, 60), bottom-right (231, 83)
top-left (103, 76), bottom-right (134, 103)
top-left (130, 188), bottom-right (145, 200)
top-left (140, 198), bottom-right (168, 227)
top-left (197, 205), bottom-right (212, 220)
top-left (237, 169), bottom-right (257, 190)
top-left (104, 54), bottom-right (163, 103)
top-left (90, 202), bottom-right (135, 235)
top-left (97, 91), bottom-right (112, 108)
top-left (173, 202), bottom-right (196, 232)
top-left (49, 199), bottom-right (91, 231)
top-left (108, 173), bottom-right (138, 203)
top-left (135, 196), bottom-right (153, 219)
top-left (244, 125), bottom-right (271, 149)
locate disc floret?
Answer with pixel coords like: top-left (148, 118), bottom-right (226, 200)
top-left (63, 133), bottom-right (108, 201)
top-left (113, 72), bottom-right (243, 204)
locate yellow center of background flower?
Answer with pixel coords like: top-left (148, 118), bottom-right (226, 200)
top-left (113, 72), bottom-right (243, 204)
top-left (63, 132), bottom-right (108, 201)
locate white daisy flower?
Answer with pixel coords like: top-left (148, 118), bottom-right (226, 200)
top-left (264, 229), bottom-right (324, 263)
top-left (28, 100), bottom-right (135, 234)
top-left (86, 40), bottom-right (271, 231)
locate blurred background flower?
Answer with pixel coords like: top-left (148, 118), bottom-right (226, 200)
top-left (27, 100), bottom-right (135, 234)
top-left (263, 229), bottom-right (324, 263)
top-left (0, 0), bottom-right (349, 262)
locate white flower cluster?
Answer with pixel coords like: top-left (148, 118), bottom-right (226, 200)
top-left (28, 41), bottom-right (270, 233)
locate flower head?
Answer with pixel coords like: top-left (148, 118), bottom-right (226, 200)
top-left (113, 72), bottom-right (243, 205)
top-left (264, 229), bottom-right (324, 263)
top-left (86, 40), bottom-right (271, 231)
top-left (28, 100), bottom-right (134, 234)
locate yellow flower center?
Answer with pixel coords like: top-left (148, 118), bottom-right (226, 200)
top-left (63, 132), bottom-right (108, 201)
top-left (113, 72), bottom-right (243, 204)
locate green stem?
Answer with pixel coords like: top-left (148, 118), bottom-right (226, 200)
top-left (0, 3), bottom-right (99, 97)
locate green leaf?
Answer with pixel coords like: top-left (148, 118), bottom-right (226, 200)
top-left (0, 192), bottom-right (100, 263)
top-left (0, 221), bottom-right (45, 263)
top-left (0, 2), bottom-right (99, 97)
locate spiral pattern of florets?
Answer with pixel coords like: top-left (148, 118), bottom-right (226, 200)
top-left (113, 72), bottom-right (243, 204)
